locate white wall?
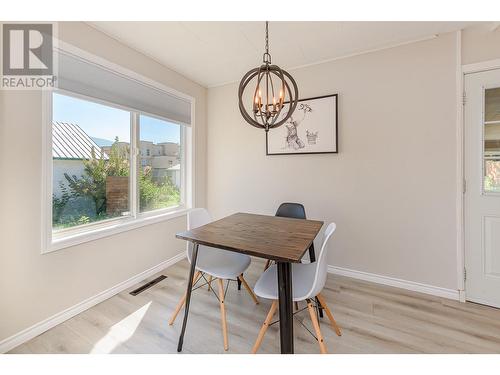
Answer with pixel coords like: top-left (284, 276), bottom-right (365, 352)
top-left (0, 22), bottom-right (207, 343)
top-left (207, 32), bottom-right (459, 290)
top-left (462, 24), bottom-right (500, 65)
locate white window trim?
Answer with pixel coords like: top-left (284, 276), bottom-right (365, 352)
top-left (41, 41), bottom-right (195, 254)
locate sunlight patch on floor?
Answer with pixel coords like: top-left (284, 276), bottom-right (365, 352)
top-left (90, 302), bottom-right (152, 354)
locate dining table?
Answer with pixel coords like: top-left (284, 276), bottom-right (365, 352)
top-left (175, 212), bottom-right (324, 354)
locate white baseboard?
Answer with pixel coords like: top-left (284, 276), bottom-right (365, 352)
top-left (327, 265), bottom-right (460, 301)
top-left (458, 289), bottom-right (466, 303)
top-left (0, 252), bottom-right (186, 354)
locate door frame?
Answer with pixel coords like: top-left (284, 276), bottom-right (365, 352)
top-left (459, 56), bottom-right (500, 302)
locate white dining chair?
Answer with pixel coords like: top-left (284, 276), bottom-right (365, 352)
top-left (169, 208), bottom-right (259, 351)
top-left (251, 222), bottom-right (341, 354)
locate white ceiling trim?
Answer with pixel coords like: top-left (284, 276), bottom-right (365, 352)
top-left (208, 33), bottom-right (439, 88)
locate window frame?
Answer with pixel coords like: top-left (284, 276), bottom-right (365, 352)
top-left (42, 43), bottom-right (195, 254)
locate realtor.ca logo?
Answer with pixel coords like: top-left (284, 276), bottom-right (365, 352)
top-left (1, 23), bottom-right (57, 89)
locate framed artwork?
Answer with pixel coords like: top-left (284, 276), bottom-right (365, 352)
top-left (266, 94), bottom-right (338, 155)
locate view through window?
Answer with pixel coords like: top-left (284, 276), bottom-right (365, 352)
top-left (52, 92), bottom-right (183, 231)
top-left (484, 88), bottom-right (500, 193)
top-left (139, 114), bottom-right (182, 213)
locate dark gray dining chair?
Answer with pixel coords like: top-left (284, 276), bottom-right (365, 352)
top-left (263, 202), bottom-right (317, 271)
top-left (263, 202), bottom-right (323, 316)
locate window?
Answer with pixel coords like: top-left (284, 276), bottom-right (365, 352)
top-left (484, 88), bottom-right (500, 193)
top-left (44, 49), bottom-right (193, 252)
top-left (47, 92), bottom-right (191, 252)
top-left (51, 92), bottom-right (186, 234)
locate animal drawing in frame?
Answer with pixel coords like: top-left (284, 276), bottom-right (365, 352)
top-left (266, 94), bottom-right (338, 155)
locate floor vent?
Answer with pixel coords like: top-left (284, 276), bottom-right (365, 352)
top-left (130, 275), bottom-right (167, 296)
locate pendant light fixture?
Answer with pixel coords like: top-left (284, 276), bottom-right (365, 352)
top-left (238, 21), bottom-right (299, 132)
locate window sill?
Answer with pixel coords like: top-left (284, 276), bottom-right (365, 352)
top-left (44, 207), bottom-right (190, 254)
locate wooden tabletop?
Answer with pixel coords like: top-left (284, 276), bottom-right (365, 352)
top-left (176, 212), bottom-right (324, 263)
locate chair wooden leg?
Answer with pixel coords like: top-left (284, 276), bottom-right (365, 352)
top-left (294, 301), bottom-right (299, 311)
top-left (217, 278), bottom-right (229, 351)
top-left (306, 299), bottom-right (327, 354)
top-left (169, 271), bottom-right (201, 325)
top-left (263, 259), bottom-right (271, 271)
top-left (238, 274), bottom-right (259, 304)
top-left (316, 293), bottom-right (342, 336)
top-left (207, 275), bottom-right (213, 291)
top-left (252, 300), bottom-right (278, 354)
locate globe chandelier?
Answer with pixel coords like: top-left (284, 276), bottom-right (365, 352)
top-left (238, 21), bottom-right (299, 132)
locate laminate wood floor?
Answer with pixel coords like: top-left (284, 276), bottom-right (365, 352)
top-left (9, 258), bottom-right (500, 354)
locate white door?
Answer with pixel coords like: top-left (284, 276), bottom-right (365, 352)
top-left (465, 69), bottom-right (500, 307)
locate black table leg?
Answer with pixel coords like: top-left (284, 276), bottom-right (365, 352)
top-left (308, 243), bottom-right (316, 263)
top-left (237, 276), bottom-right (242, 290)
top-left (177, 242), bottom-right (199, 352)
top-left (317, 299), bottom-right (324, 318)
top-left (277, 261), bottom-right (294, 354)
top-left (308, 243), bottom-right (323, 318)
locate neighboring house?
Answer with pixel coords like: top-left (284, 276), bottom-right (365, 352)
top-left (157, 141), bottom-right (180, 157)
top-left (149, 142), bottom-right (180, 186)
top-left (166, 164), bottom-right (181, 188)
top-left (108, 139), bottom-right (181, 185)
top-left (52, 121), bottom-right (108, 197)
top-left (103, 140), bottom-right (180, 171)
top-left (152, 163), bottom-right (181, 188)
top-left (139, 140), bottom-right (180, 169)
top-left (151, 154), bottom-right (179, 170)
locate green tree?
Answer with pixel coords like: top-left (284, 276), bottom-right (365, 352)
top-left (107, 138), bottom-right (129, 177)
top-left (52, 181), bottom-right (71, 224)
top-left (139, 166), bottom-right (180, 211)
top-left (63, 143), bottom-right (129, 216)
top-left (64, 146), bottom-right (109, 216)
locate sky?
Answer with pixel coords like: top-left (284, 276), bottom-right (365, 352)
top-left (53, 93), bottom-right (181, 144)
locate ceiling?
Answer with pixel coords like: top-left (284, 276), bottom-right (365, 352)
top-left (89, 21), bottom-right (476, 88)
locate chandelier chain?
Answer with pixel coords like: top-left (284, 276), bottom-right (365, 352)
top-left (265, 21), bottom-right (269, 55)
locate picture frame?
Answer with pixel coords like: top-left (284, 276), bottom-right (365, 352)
top-left (265, 94), bottom-right (338, 155)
